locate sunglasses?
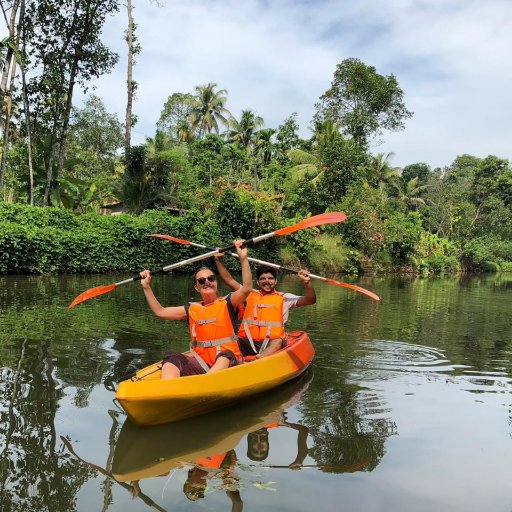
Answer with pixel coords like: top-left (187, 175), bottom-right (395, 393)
top-left (196, 274), bottom-right (217, 285)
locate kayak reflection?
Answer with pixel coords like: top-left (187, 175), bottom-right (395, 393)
top-left (112, 369), bottom-right (314, 482)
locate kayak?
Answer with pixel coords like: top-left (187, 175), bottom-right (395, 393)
top-left (115, 330), bottom-right (315, 426)
top-left (112, 369), bottom-right (313, 481)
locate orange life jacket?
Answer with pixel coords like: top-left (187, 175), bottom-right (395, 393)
top-left (238, 290), bottom-right (285, 353)
top-left (195, 452), bottom-right (227, 469)
top-left (187, 297), bottom-right (240, 368)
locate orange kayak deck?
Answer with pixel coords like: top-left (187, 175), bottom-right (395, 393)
top-left (115, 331), bottom-right (315, 426)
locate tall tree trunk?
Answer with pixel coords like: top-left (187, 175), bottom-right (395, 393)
top-left (54, 4), bottom-right (100, 202)
top-left (0, 58), bottom-right (16, 199)
top-left (43, 103), bottom-right (61, 205)
top-left (20, 62), bottom-right (34, 205)
top-left (124, 0), bottom-right (134, 170)
top-left (16, 0), bottom-right (34, 205)
top-left (56, 65), bottom-right (77, 184)
top-left (0, 0), bottom-right (21, 191)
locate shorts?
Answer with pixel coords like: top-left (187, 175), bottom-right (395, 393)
top-left (162, 349), bottom-right (240, 376)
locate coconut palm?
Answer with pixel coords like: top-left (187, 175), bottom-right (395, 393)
top-left (188, 83), bottom-right (231, 137)
top-left (391, 176), bottom-right (428, 210)
top-left (361, 152), bottom-right (400, 189)
top-left (226, 109), bottom-right (264, 151)
top-left (253, 128), bottom-right (275, 165)
top-left (287, 119), bottom-right (343, 184)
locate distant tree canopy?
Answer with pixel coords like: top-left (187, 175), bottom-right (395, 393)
top-left (1, 19), bottom-right (510, 276)
top-left (314, 58), bottom-right (413, 147)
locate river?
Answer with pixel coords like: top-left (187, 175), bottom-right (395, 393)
top-left (0, 272), bottom-right (511, 511)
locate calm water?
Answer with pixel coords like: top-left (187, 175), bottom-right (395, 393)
top-left (0, 272), bottom-right (511, 511)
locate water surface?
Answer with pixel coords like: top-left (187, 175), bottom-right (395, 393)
top-left (0, 272), bottom-right (511, 511)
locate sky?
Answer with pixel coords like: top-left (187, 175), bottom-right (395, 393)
top-left (77, 0), bottom-right (512, 170)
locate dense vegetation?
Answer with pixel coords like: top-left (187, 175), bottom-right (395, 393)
top-left (1, 2), bottom-right (511, 275)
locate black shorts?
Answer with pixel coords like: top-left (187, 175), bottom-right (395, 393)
top-left (162, 349), bottom-right (240, 376)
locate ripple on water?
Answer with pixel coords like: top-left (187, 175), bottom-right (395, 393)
top-left (349, 339), bottom-right (512, 396)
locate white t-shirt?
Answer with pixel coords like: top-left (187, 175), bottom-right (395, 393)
top-left (281, 293), bottom-right (301, 322)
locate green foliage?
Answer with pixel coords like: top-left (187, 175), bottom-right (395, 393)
top-left (69, 95), bottom-right (124, 178)
top-left (383, 211), bottom-right (423, 262)
top-left (461, 236), bottom-right (512, 271)
top-left (214, 187), bottom-right (282, 244)
top-left (215, 188), bottom-right (256, 241)
top-left (338, 186), bottom-right (390, 256)
top-left (307, 234), bottom-right (359, 274)
top-left (0, 202), bottom-right (212, 274)
top-left (419, 255), bottom-right (460, 274)
top-left (315, 137), bottom-right (368, 209)
top-left (188, 82), bottom-right (230, 137)
top-left (275, 113), bottom-right (302, 162)
top-left (157, 92), bottom-right (194, 141)
top-left (314, 57), bottom-right (413, 146)
top-left (401, 162), bottom-right (431, 186)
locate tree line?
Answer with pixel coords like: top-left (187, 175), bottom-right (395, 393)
top-left (1, 0), bottom-right (511, 274)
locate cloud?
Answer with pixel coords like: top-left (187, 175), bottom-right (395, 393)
top-left (78, 0), bottom-right (512, 168)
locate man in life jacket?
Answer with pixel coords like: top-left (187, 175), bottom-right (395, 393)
top-left (139, 239), bottom-right (252, 379)
top-left (247, 415), bottom-right (309, 469)
top-left (214, 256), bottom-right (316, 358)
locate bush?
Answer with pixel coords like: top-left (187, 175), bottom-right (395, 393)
top-left (0, 203), bottom-right (210, 274)
top-left (421, 255), bottom-right (460, 273)
top-left (307, 234), bottom-right (359, 274)
top-left (461, 236), bottom-right (512, 271)
top-left (480, 261), bottom-right (499, 272)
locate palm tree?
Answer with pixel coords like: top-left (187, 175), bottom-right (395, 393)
top-left (287, 119), bottom-right (343, 185)
top-left (188, 83), bottom-right (231, 137)
top-left (253, 128), bottom-right (275, 166)
top-left (391, 176), bottom-right (428, 210)
top-left (226, 109), bottom-right (264, 151)
top-left (361, 152), bottom-right (400, 189)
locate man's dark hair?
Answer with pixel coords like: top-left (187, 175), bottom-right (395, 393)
top-left (256, 266), bottom-right (277, 279)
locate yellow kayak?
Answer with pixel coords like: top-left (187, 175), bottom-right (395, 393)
top-left (115, 331), bottom-right (315, 426)
top-left (112, 369), bottom-right (313, 481)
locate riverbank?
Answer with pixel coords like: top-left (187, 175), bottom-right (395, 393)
top-left (1, 203), bottom-right (510, 276)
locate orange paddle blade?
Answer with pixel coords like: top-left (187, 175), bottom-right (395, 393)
top-left (147, 234), bottom-right (191, 245)
top-left (325, 278), bottom-right (380, 301)
top-left (68, 283), bottom-right (117, 309)
top-left (275, 212), bottom-right (347, 235)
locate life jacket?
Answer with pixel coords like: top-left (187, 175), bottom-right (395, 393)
top-left (195, 453), bottom-right (227, 469)
top-left (238, 290), bottom-right (285, 353)
top-left (187, 297), bottom-right (241, 370)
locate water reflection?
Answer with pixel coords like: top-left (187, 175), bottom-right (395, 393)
top-left (112, 371), bottom-right (312, 476)
top-left (2, 273), bottom-right (512, 511)
top-left (97, 373), bottom-right (311, 510)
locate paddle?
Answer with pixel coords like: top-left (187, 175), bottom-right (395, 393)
top-left (148, 234), bottom-right (380, 301)
top-left (68, 212), bottom-right (347, 309)
top-left (60, 436), bottom-right (166, 512)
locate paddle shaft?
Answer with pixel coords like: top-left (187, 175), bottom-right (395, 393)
top-left (152, 238), bottom-right (361, 288)
top-left (148, 235), bottom-right (380, 301)
top-left (115, 239), bottom-right (267, 287)
top-left (68, 212), bottom-right (347, 308)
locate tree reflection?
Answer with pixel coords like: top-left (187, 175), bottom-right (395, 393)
top-left (0, 339), bottom-right (92, 511)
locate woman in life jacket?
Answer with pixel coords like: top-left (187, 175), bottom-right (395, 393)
top-left (183, 450), bottom-right (241, 507)
top-left (214, 257), bottom-right (316, 358)
top-left (139, 239), bottom-right (252, 379)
